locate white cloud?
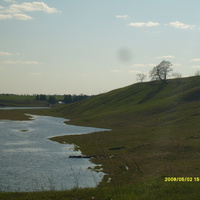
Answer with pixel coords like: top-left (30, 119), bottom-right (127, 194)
top-left (147, 64), bottom-right (156, 67)
top-left (3, 0), bottom-right (16, 2)
top-left (30, 72), bottom-right (42, 76)
top-left (111, 69), bottom-right (121, 73)
top-left (0, 2), bottom-right (59, 20)
top-left (128, 21), bottom-right (159, 27)
top-left (155, 55), bottom-right (175, 59)
top-left (3, 60), bottom-right (40, 65)
top-left (79, 73), bottom-right (87, 77)
top-left (116, 15), bottom-right (129, 19)
top-left (131, 64), bottom-right (145, 67)
top-left (173, 63), bottom-right (182, 67)
top-left (190, 58), bottom-right (200, 62)
top-left (191, 65), bottom-right (200, 69)
top-left (13, 13), bottom-right (32, 20)
top-left (0, 13), bottom-right (32, 20)
top-left (128, 70), bottom-right (142, 74)
top-left (0, 51), bottom-right (12, 56)
top-left (7, 2), bottom-right (58, 14)
top-left (169, 21), bottom-right (194, 29)
top-left (0, 14), bottom-right (12, 19)
top-left (129, 63), bottom-right (156, 68)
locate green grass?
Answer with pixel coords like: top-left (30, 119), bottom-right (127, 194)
top-left (1, 178), bottom-right (200, 200)
top-left (0, 76), bottom-right (200, 199)
top-left (53, 77), bottom-right (200, 128)
top-left (0, 94), bottom-right (48, 107)
top-left (50, 77), bottom-right (200, 195)
top-left (0, 94), bottom-right (65, 107)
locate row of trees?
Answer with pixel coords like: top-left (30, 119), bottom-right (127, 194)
top-left (35, 94), bottom-right (89, 104)
top-left (35, 94), bottom-right (47, 101)
top-left (136, 60), bottom-right (200, 83)
top-left (63, 94), bottom-right (89, 104)
top-left (35, 94), bottom-right (56, 104)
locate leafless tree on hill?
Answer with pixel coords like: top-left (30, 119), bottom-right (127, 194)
top-left (136, 73), bottom-right (147, 82)
top-left (149, 60), bottom-right (173, 83)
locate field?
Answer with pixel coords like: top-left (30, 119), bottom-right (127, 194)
top-left (0, 94), bottom-right (65, 107)
top-left (0, 76), bottom-right (200, 199)
top-left (0, 94), bottom-right (46, 107)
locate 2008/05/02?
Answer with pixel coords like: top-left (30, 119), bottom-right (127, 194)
top-left (165, 177), bottom-right (200, 182)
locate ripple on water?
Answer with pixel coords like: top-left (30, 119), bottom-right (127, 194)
top-left (0, 114), bottom-right (109, 192)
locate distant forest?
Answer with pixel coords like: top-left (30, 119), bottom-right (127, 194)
top-left (36, 94), bottom-right (89, 104)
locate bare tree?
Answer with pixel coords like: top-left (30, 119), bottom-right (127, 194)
top-left (194, 70), bottom-right (200, 76)
top-left (172, 72), bottom-right (182, 78)
top-left (149, 60), bottom-right (173, 83)
top-left (136, 73), bottom-right (146, 82)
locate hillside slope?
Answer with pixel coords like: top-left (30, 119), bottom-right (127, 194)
top-left (55, 76), bottom-right (200, 128)
top-left (52, 76), bottom-right (200, 186)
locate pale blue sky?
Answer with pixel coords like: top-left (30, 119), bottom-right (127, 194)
top-left (0, 0), bottom-right (200, 95)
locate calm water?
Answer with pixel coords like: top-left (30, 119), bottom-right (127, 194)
top-left (0, 114), bottom-right (109, 192)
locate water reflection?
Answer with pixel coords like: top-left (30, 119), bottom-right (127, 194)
top-left (0, 114), bottom-right (109, 192)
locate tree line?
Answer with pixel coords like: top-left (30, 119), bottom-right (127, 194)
top-left (35, 94), bottom-right (89, 104)
top-left (63, 94), bottom-right (89, 103)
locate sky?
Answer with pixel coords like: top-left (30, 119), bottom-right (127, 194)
top-left (0, 0), bottom-right (200, 95)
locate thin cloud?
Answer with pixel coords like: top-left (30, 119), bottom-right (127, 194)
top-left (129, 63), bottom-right (156, 68)
top-left (0, 51), bottom-right (12, 56)
top-left (116, 15), bottom-right (129, 19)
top-left (0, 13), bottom-right (32, 20)
top-left (169, 21), bottom-right (194, 29)
top-left (79, 73), bottom-right (87, 77)
top-left (128, 70), bottom-right (142, 74)
top-left (191, 65), bottom-right (200, 69)
top-left (128, 21), bottom-right (159, 27)
top-left (3, 0), bottom-right (16, 2)
top-left (3, 60), bottom-right (40, 65)
top-left (173, 63), bottom-right (182, 67)
top-left (130, 63), bottom-right (145, 67)
top-left (111, 69), bottom-right (121, 73)
top-left (0, 14), bottom-right (12, 19)
top-left (13, 13), bottom-right (32, 20)
top-left (30, 72), bottom-right (42, 76)
top-left (190, 58), bottom-right (200, 62)
top-left (155, 55), bottom-right (175, 59)
top-left (147, 64), bottom-right (156, 67)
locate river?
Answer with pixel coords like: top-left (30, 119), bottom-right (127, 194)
top-left (0, 111), bottom-right (109, 192)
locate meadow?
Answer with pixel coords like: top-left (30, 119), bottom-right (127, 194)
top-left (0, 94), bottom-right (65, 107)
top-left (0, 76), bottom-right (200, 199)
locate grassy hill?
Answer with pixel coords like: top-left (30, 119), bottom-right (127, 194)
top-left (51, 76), bottom-right (200, 186)
top-left (54, 76), bottom-right (200, 129)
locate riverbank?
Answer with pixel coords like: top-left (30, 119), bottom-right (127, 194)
top-left (0, 105), bottom-right (200, 199)
top-left (0, 107), bottom-right (53, 120)
top-left (1, 77), bottom-right (200, 199)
